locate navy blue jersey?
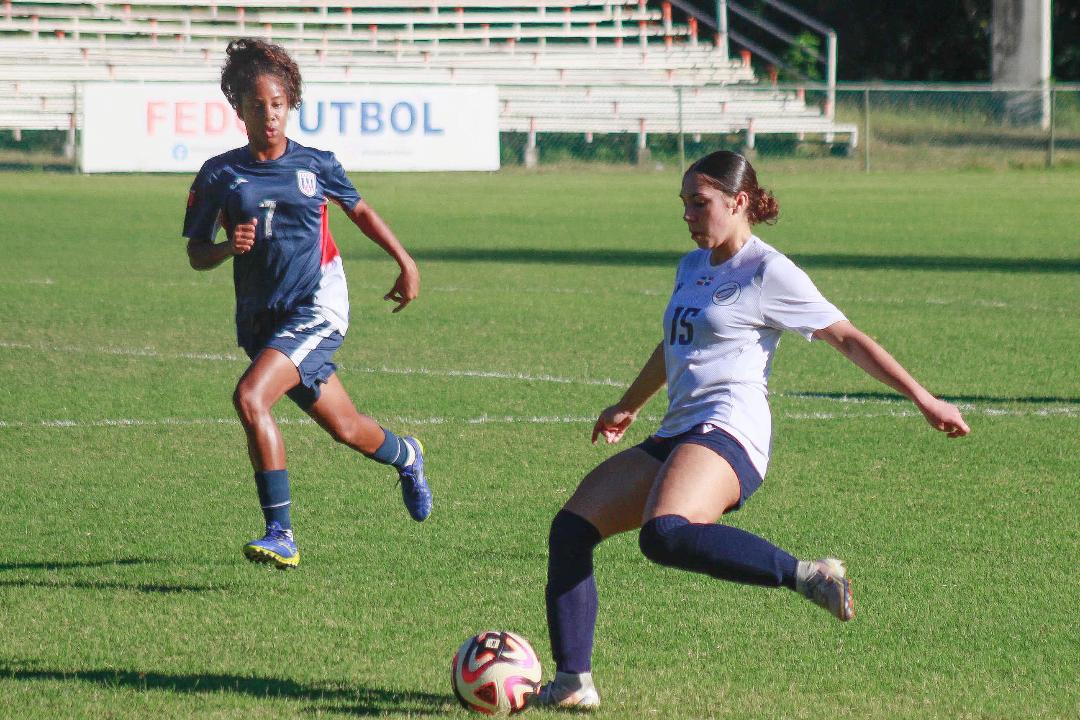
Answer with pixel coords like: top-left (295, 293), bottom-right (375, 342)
top-left (183, 139), bottom-right (361, 348)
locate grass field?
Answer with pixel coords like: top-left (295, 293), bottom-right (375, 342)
top-left (0, 165), bottom-right (1078, 719)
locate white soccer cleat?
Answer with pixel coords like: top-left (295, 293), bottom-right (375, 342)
top-left (796, 557), bottom-right (855, 621)
top-left (529, 671), bottom-right (601, 711)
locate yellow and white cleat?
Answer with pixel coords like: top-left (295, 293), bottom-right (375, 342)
top-left (242, 521), bottom-right (300, 569)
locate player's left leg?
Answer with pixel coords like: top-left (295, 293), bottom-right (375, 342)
top-left (639, 443), bottom-right (796, 585)
top-left (639, 436), bottom-right (853, 620)
top-left (305, 373), bottom-right (432, 522)
top-left (302, 373), bottom-right (384, 452)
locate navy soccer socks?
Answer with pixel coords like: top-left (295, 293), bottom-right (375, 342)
top-left (254, 469), bottom-right (292, 530)
top-left (639, 514), bottom-right (799, 589)
top-left (546, 510), bottom-right (603, 674)
top-left (546, 511), bottom-right (800, 675)
top-left (367, 427), bottom-right (415, 468)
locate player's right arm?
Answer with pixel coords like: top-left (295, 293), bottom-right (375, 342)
top-left (186, 218), bottom-right (256, 270)
top-left (592, 341), bottom-right (666, 444)
top-left (183, 163), bottom-right (257, 270)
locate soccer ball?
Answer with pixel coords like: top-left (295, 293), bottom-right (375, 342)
top-left (451, 630), bottom-right (542, 715)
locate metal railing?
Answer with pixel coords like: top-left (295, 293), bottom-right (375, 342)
top-left (668, 0), bottom-right (838, 120)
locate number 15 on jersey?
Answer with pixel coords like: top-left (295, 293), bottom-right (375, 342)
top-left (669, 306), bottom-right (700, 345)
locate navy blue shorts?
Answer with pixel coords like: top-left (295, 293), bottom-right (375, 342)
top-left (636, 424), bottom-right (763, 512)
top-left (241, 306), bottom-right (344, 410)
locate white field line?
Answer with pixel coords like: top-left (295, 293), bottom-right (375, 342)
top-left (782, 407), bottom-right (1080, 419)
top-left (0, 340), bottom-right (241, 362)
top-left (2, 340), bottom-right (1077, 423)
top-left (0, 414), bottom-right (647, 430)
top-left (349, 364), bottom-right (625, 387)
top-left (7, 276), bottom-right (1074, 312)
top-left (2, 405), bottom-right (1078, 431)
top-left (0, 340), bottom-right (625, 387)
top-left (0, 341), bottom-right (1013, 398)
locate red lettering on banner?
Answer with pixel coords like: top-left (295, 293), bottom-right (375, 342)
top-left (144, 100), bottom-right (246, 136)
top-left (146, 101), bottom-right (167, 134)
top-left (204, 102), bottom-right (229, 134)
top-left (175, 102), bottom-right (197, 135)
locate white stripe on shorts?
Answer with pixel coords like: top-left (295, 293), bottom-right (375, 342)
top-left (287, 317), bottom-right (337, 366)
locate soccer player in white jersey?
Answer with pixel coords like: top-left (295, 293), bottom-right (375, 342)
top-left (533, 150), bottom-right (970, 709)
top-left (183, 39), bottom-right (432, 569)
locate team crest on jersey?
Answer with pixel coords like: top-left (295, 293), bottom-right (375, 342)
top-left (696, 275), bottom-right (714, 287)
top-left (712, 281), bottom-right (741, 306)
top-left (296, 170), bottom-right (317, 197)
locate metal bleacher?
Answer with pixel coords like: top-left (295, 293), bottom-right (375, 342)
top-left (0, 0), bottom-right (857, 163)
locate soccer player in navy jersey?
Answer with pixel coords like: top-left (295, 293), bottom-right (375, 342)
top-left (532, 151), bottom-right (970, 709)
top-left (183, 38), bottom-right (432, 569)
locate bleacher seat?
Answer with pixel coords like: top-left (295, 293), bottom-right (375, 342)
top-left (0, 1), bottom-right (857, 158)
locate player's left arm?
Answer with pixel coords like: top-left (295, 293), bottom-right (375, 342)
top-left (344, 199), bottom-right (420, 313)
top-left (813, 319), bottom-right (970, 438)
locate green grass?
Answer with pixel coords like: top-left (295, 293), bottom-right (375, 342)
top-left (0, 166), bottom-right (1078, 719)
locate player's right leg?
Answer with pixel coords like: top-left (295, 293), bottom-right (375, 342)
top-left (533, 446), bottom-right (662, 711)
top-left (233, 348), bottom-right (302, 568)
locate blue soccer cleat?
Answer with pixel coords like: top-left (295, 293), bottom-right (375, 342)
top-left (243, 521), bottom-right (300, 569)
top-left (398, 436), bottom-right (432, 521)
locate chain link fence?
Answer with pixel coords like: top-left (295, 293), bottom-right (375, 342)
top-left (1, 83), bottom-right (1078, 172)
top-left (501, 84), bottom-right (1080, 171)
top-left (835, 84), bottom-right (1080, 172)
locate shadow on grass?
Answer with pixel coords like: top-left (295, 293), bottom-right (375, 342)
top-left (0, 579), bottom-right (222, 594)
top-left (0, 662), bottom-right (454, 716)
top-left (790, 253), bottom-right (1080, 274)
top-left (782, 390), bottom-right (1080, 405)
top-left (415, 247), bottom-right (1080, 274)
top-left (0, 557), bottom-right (223, 594)
top-left (0, 557), bottom-right (156, 572)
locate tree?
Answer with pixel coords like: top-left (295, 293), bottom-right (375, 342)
top-left (682, 0), bottom-right (1078, 81)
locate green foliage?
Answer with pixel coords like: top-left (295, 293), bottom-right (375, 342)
top-left (0, 128), bottom-right (65, 152)
top-left (0, 168), bottom-right (1078, 718)
top-left (782, 30), bottom-right (822, 82)
top-left (0, 129), bottom-right (73, 171)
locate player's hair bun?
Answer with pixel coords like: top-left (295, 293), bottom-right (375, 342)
top-left (749, 187), bottom-right (780, 225)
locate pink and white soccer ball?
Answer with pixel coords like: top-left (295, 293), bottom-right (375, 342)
top-left (451, 630), bottom-right (542, 715)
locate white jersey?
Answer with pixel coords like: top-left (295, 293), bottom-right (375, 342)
top-left (657, 236), bottom-right (846, 478)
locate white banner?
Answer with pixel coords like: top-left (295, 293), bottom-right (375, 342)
top-left (81, 82), bottom-right (500, 172)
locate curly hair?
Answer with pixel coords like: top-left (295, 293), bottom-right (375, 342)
top-left (686, 150), bottom-right (780, 226)
top-left (220, 38), bottom-right (302, 112)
